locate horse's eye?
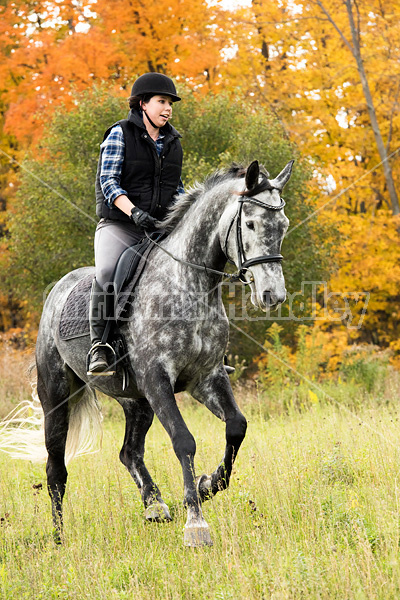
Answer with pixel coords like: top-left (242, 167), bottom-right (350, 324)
top-left (245, 221), bottom-right (255, 230)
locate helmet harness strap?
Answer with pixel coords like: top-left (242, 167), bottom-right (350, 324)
top-left (141, 100), bottom-right (160, 130)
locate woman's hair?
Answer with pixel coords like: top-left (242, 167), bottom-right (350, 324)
top-left (128, 94), bottom-right (154, 111)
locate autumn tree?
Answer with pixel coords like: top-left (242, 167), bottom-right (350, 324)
top-left (0, 0), bottom-right (227, 144)
top-left (2, 0), bottom-right (399, 360)
top-left (314, 0), bottom-right (399, 215)
top-left (223, 0), bottom-right (400, 209)
top-left (220, 0), bottom-right (400, 352)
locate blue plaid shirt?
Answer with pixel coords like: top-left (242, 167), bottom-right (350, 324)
top-left (100, 124), bottom-right (184, 207)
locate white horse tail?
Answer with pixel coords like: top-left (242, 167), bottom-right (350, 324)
top-left (65, 387), bottom-right (103, 465)
top-left (0, 371), bottom-right (103, 466)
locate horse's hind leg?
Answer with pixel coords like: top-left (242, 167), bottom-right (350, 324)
top-left (192, 370), bottom-right (247, 501)
top-left (36, 347), bottom-right (73, 542)
top-left (118, 398), bottom-right (171, 522)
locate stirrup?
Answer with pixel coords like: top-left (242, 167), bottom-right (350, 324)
top-left (86, 341), bottom-right (116, 377)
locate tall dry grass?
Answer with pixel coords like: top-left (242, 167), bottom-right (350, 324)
top-left (2, 400), bottom-right (400, 599)
top-left (0, 343), bottom-right (35, 420)
top-left (2, 347), bottom-right (400, 598)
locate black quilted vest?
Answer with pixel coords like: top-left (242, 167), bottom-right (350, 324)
top-left (95, 109), bottom-right (183, 224)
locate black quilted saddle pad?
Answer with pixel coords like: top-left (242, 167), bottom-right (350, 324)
top-left (59, 274), bottom-right (93, 340)
top-left (59, 236), bottom-right (158, 340)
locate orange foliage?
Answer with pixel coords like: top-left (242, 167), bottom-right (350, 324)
top-left (0, 2), bottom-right (127, 143)
top-left (0, 0), bottom-right (226, 144)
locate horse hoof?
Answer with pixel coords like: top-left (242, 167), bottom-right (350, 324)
top-left (144, 501), bottom-right (172, 523)
top-left (184, 520), bottom-right (213, 547)
top-left (196, 474), bottom-right (212, 502)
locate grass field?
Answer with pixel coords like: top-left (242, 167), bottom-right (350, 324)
top-left (2, 362), bottom-right (400, 600)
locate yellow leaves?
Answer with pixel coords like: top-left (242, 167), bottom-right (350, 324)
top-left (258, 323), bottom-right (351, 388)
top-left (225, 0), bottom-right (400, 214)
top-left (325, 210), bottom-right (400, 346)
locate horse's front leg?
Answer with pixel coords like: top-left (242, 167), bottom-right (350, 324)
top-left (192, 368), bottom-right (247, 501)
top-left (142, 369), bottom-right (212, 547)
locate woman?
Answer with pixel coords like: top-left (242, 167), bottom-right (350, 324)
top-left (88, 72), bottom-right (184, 376)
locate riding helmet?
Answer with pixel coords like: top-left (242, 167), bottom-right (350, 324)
top-left (131, 73), bottom-right (181, 102)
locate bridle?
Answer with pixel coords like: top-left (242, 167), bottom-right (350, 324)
top-left (224, 193), bottom-right (286, 284)
top-left (145, 189), bottom-right (286, 285)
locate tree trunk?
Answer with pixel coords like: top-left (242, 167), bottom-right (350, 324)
top-left (345, 0), bottom-right (399, 215)
top-left (316, 0), bottom-right (400, 215)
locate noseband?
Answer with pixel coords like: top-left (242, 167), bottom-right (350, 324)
top-left (224, 193), bottom-right (286, 284)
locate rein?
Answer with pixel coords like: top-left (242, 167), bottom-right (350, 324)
top-left (145, 192), bottom-right (286, 285)
top-left (145, 231), bottom-right (241, 282)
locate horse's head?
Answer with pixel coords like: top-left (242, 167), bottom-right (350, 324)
top-left (220, 160), bottom-right (293, 310)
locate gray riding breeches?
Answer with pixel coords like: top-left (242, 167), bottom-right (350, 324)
top-left (94, 218), bottom-right (145, 289)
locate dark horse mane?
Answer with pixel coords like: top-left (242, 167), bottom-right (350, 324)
top-left (159, 163), bottom-right (247, 233)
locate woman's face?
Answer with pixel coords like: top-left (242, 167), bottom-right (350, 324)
top-left (141, 95), bottom-right (173, 128)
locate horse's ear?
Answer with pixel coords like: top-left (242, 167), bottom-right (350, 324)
top-left (245, 160), bottom-right (259, 191)
top-left (268, 160), bottom-right (294, 191)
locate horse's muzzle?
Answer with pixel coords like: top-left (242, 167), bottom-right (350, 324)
top-left (262, 290), bottom-right (286, 308)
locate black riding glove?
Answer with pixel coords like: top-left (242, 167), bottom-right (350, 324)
top-left (130, 207), bottom-right (158, 229)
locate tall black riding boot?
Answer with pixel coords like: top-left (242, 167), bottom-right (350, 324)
top-left (87, 279), bottom-right (115, 376)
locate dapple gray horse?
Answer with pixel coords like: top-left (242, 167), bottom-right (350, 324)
top-left (34, 159), bottom-right (293, 546)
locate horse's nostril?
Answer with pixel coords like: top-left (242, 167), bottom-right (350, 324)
top-left (262, 291), bottom-right (286, 305)
top-left (263, 291), bottom-right (271, 305)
